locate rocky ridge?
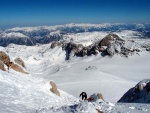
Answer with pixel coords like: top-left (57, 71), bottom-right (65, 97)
top-left (1, 23), bottom-right (150, 47)
top-left (50, 33), bottom-right (149, 60)
top-left (0, 51), bottom-right (29, 74)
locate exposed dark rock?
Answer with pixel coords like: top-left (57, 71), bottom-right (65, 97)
top-left (99, 33), bottom-right (124, 47)
top-left (146, 48), bottom-right (150, 51)
top-left (50, 41), bottom-right (62, 49)
top-left (64, 42), bottom-right (79, 60)
top-left (51, 33), bottom-right (145, 59)
top-left (118, 79), bottom-right (150, 103)
top-left (98, 46), bottom-right (106, 52)
top-left (103, 34), bottom-right (125, 56)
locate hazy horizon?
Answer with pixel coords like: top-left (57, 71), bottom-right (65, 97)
top-left (1, 22), bottom-right (150, 30)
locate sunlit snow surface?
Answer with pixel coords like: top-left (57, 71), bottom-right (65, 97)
top-left (1, 23), bottom-right (150, 47)
top-left (0, 44), bottom-right (150, 112)
top-left (1, 29), bottom-right (150, 112)
top-left (0, 63), bottom-right (79, 113)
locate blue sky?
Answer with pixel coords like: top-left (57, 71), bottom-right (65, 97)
top-left (0, 0), bottom-right (150, 28)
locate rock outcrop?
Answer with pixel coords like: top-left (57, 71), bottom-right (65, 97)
top-left (118, 79), bottom-right (150, 103)
top-left (97, 93), bottom-right (105, 102)
top-left (96, 108), bottom-right (104, 113)
top-left (51, 33), bottom-right (125, 59)
top-left (50, 41), bottom-right (62, 49)
top-left (99, 33), bottom-right (123, 47)
top-left (0, 51), bottom-right (11, 67)
top-left (0, 60), bottom-right (6, 71)
top-left (98, 34), bottom-right (125, 56)
top-left (0, 51), bottom-right (29, 74)
top-left (50, 81), bottom-right (60, 96)
top-left (51, 33), bottom-right (144, 59)
top-left (9, 62), bottom-right (29, 74)
top-left (14, 58), bottom-right (26, 69)
top-left (99, 34), bottom-right (142, 57)
top-left (62, 42), bottom-right (100, 59)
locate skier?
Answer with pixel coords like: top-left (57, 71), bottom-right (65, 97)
top-left (79, 92), bottom-right (87, 100)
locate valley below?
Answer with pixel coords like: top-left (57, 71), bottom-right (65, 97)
top-left (0, 24), bottom-right (150, 113)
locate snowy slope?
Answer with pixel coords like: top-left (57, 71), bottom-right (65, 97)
top-left (1, 24), bottom-right (150, 112)
top-left (1, 43), bottom-right (150, 113)
top-left (49, 52), bottom-right (150, 102)
top-left (2, 42), bottom-right (150, 102)
top-left (0, 67), bottom-right (80, 113)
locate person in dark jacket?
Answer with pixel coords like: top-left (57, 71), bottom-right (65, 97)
top-left (79, 92), bottom-right (87, 100)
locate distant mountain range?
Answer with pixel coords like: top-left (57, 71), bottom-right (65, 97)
top-left (0, 23), bottom-right (150, 46)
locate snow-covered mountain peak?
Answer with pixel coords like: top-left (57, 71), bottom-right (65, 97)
top-left (7, 26), bottom-right (43, 32)
top-left (1, 32), bottom-right (28, 38)
top-left (136, 24), bottom-right (146, 29)
top-left (1, 23), bottom-right (150, 113)
top-left (0, 23), bottom-right (150, 47)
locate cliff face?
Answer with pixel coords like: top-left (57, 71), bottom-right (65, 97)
top-left (118, 79), bottom-right (150, 103)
